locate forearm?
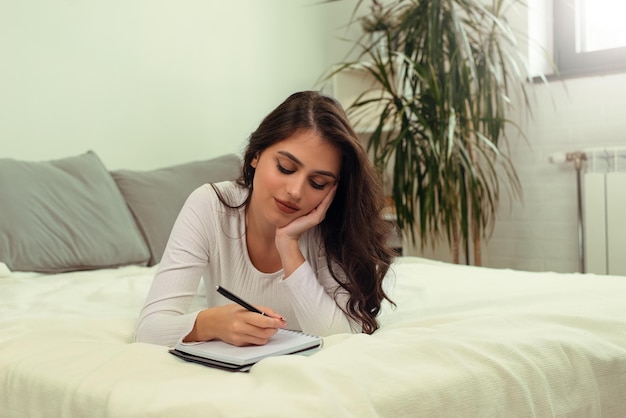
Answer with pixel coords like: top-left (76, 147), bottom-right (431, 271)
top-left (134, 311), bottom-right (198, 347)
top-left (281, 262), bottom-right (358, 336)
top-left (275, 237), bottom-right (305, 278)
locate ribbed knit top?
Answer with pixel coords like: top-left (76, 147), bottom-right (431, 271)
top-left (134, 181), bottom-right (357, 347)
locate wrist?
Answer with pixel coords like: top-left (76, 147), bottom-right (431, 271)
top-left (183, 308), bottom-right (217, 342)
top-left (274, 236), bottom-right (304, 278)
top-left (275, 234), bottom-right (299, 255)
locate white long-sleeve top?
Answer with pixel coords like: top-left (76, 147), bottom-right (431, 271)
top-left (134, 181), bottom-right (357, 347)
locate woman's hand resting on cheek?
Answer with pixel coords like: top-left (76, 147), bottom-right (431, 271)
top-left (184, 304), bottom-right (287, 346)
top-left (274, 185), bottom-right (337, 277)
top-left (275, 184), bottom-right (337, 247)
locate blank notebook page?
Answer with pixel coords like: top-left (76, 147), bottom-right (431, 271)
top-left (174, 329), bottom-right (322, 366)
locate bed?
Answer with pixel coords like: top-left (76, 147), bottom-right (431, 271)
top-left (1, 152), bottom-right (626, 418)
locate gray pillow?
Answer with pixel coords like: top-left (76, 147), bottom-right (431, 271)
top-left (111, 154), bottom-right (241, 266)
top-left (0, 151), bottom-right (150, 273)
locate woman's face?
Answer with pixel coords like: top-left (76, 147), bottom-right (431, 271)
top-left (249, 130), bottom-right (341, 228)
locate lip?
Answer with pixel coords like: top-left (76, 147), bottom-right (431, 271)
top-left (274, 198), bottom-right (300, 214)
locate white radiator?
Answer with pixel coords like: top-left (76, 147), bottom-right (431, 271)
top-left (584, 147), bottom-right (626, 276)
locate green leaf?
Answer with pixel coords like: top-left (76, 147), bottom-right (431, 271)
top-left (321, 0), bottom-right (537, 261)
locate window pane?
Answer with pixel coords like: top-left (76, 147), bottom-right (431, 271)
top-left (577, 0), bottom-right (626, 53)
top-left (552, 0), bottom-right (626, 77)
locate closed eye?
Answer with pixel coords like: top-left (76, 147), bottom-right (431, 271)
top-left (276, 160), bottom-right (295, 174)
top-left (276, 156), bottom-right (334, 190)
top-left (309, 180), bottom-right (326, 190)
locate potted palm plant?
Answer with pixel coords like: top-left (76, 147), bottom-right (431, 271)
top-left (326, 0), bottom-right (532, 265)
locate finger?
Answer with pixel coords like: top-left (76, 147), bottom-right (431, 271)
top-left (318, 184), bottom-right (337, 215)
top-left (320, 184), bottom-right (337, 209)
top-left (241, 313), bottom-right (283, 345)
top-left (303, 185), bottom-right (336, 220)
top-left (226, 314), bottom-right (281, 346)
top-left (247, 308), bottom-right (286, 328)
top-left (231, 303), bottom-right (285, 327)
top-left (259, 306), bottom-right (288, 325)
top-left (239, 327), bottom-right (280, 346)
top-left (229, 326), bottom-right (279, 346)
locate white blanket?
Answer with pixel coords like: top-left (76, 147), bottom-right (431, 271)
top-left (1, 257), bottom-right (625, 417)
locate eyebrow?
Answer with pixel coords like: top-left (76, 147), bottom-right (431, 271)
top-left (277, 150), bottom-right (338, 179)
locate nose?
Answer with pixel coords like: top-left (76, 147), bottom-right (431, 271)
top-left (285, 174), bottom-right (306, 201)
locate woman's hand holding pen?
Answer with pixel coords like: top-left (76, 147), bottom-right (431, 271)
top-left (184, 304), bottom-right (286, 346)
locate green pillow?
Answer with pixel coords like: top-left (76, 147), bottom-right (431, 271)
top-left (0, 151), bottom-right (150, 273)
top-left (111, 154), bottom-right (241, 265)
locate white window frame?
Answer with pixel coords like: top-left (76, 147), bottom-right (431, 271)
top-left (553, 0), bottom-right (626, 77)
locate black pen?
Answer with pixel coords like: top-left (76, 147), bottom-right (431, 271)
top-left (216, 286), bottom-right (266, 316)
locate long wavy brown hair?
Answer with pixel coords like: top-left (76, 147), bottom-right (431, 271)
top-left (216, 90), bottom-right (395, 334)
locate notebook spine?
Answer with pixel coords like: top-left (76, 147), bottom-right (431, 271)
top-left (282, 329), bottom-right (323, 348)
top-left (283, 329), bottom-right (317, 339)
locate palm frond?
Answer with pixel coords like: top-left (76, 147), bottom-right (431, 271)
top-left (324, 0), bottom-right (534, 263)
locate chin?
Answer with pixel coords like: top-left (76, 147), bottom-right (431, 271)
top-left (274, 216), bottom-right (293, 229)
top-left (265, 210), bottom-right (291, 228)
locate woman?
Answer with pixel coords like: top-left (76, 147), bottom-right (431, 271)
top-left (135, 91), bottom-right (395, 348)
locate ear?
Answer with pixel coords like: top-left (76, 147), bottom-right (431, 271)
top-left (250, 155), bottom-right (259, 169)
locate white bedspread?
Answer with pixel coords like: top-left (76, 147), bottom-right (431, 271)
top-left (1, 257), bottom-right (625, 417)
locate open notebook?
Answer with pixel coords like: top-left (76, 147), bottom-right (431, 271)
top-left (169, 329), bottom-right (323, 372)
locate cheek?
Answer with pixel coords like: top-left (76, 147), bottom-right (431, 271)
top-left (253, 165), bottom-right (281, 192)
top-left (304, 191), bottom-right (328, 211)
